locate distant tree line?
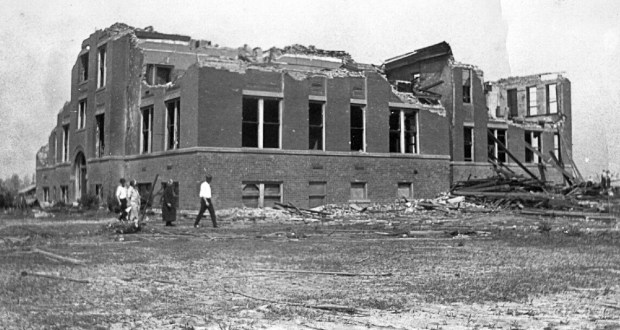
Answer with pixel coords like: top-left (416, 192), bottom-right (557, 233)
top-left (0, 173), bottom-right (35, 208)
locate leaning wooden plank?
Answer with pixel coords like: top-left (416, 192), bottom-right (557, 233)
top-left (32, 247), bottom-right (85, 265)
top-left (557, 127), bottom-right (584, 183)
top-left (520, 209), bottom-right (616, 220)
top-left (252, 268), bottom-right (392, 277)
top-left (451, 190), bottom-right (551, 201)
top-left (225, 289), bottom-right (360, 314)
top-left (21, 271), bottom-right (90, 284)
top-left (488, 130), bottom-right (544, 184)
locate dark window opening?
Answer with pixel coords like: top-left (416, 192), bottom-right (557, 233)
top-left (350, 105), bottom-right (364, 151)
top-left (554, 133), bottom-right (562, 163)
top-left (242, 98), bottom-right (259, 148)
top-left (79, 53), bottom-right (89, 82)
top-left (462, 69), bottom-right (471, 103)
top-left (507, 89), bottom-right (518, 118)
top-left (547, 84), bottom-right (557, 114)
top-left (464, 127), bottom-right (474, 162)
top-left (141, 107), bottom-right (153, 153)
top-left (525, 131), bottom-right (542, 163)
top-left (97, 46), bottom-right (106, 88)
top-left (166, 99), bottom-right (180, 150)
top-left (412, 73), bottom-right (421, 89)
top-left (389, 110), bottom-right (400, 153)
top-left (77, 99), bottom-right (86, 129)
top-left (62, 124), bottom-right (69, 162)
top-left (309, 102), bottom-right (324, 150)
top-left (60, 186), bottom-right (68, 204)
top-left (95, 114), bottom-right (105, 158)
top-left (263, 99), bottom-right (280, 149)
top-left (146, 64), bottom-right (172, 85)
top-left (527, 86), bottom-right (537, 116)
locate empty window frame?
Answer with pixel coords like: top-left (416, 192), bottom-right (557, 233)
top-left (350, 182), bottom-right (367, 201)
top-left (241, 182), bottom-right (282, 208)
top-left (487, 129), bottom-right (507, 163)
top-left (462, 69), bottom-right (471, 103)
top-left (62, 124), bottom-right (69, 162)
top-left (145, 64), bottom-right (172, 85)
top-left (464, 126), bottom-right (474, 162)
top-left (95, 114), bottom-right (105, 158)
top-left (546, 84), bottom-right (557, 114)
top-left (43, 187), bottom-right (49, 203)
top-left (52, 132), bottom-right (57, 163)
top-left (308, 102), bottom-right (324, 150)
top-left (97, 45), bottom-right (106, 88)
top-left (525, 131), bottom-right (542, 163)
top-left (527, 86), bottom-right (537, 116)
top-left (242, 97), bottom-right (281, 149)
top-left (507, 88), bottom-right (518, 118)
top-left (350, 105), bottom-right (365, 152)
top-left (95, 184), bottom-right (103, 201)
top-left (309, 181), bottom-right (326, 208)
top-left (397, 182), bottom-right (413, 200)
top-left (141, 106), bottom-right (153, 154)
top-left (60, 186), bottom-right (69, 204)
top-left (389, 109), bottom-right (418, 154)
top-left (412, 72), bottom-right (421, 89)
top-left (77, 99), bottom-right (87, 130)
top-left (554, 132), bottom-right (561, 163)
top-left (166, 98), bottom-right (180, 150)
top-left (79, 53), bottom-right (89, 82)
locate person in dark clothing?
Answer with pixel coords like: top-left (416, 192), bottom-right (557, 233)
top-left (162, 179), bottom-right (177, 227)
top-left (194, 175), bottom-right (218, 228)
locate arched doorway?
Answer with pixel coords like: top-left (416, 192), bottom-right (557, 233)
top-left (74, 152), bottom-right (87, 201)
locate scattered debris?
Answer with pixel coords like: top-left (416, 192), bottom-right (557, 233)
top-left (252, 268), bottom-right (392, 277)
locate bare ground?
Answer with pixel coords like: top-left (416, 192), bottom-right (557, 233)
top-left (1, 208), bottom-right (619, 330)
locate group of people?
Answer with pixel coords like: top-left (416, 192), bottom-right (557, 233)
top-left (115, 178), bottom-right (142, 227)
top-left (601, 169), bottom-right (614, 194)
top-left (115, 175), bottom-right (217, 228)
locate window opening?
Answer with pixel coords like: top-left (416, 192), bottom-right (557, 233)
top-left (487, 129), bottom-right (507, 163)
top-left (309, 102), bottom-right (324, 150)
top-left (525, 131), bottom-right (542, 163)
top-left (462, 69), bottom-right (471, 103)
top-left (547, 84), bottom-right (557, 114)
top-left (77, 99), bottom-right (86, 130)
top-left (141, 106), bottom-right (153, 153)
top-left (79, 53), bottom-right (89, 82)
top-left (242, 97), bottom-right (281, 149)
top-left (146, 64), bottom-right (172, 85)
top-left (97, 45), bottom-right (106, 88)
top-left (507, 89), bottom-right (518, 118)
top-left (241, 182), bottom-right (282, 208)
top-left (464, 127), bottom-right (474, 162)
top-left (95, 114), bottom-right (105, 157)
top-left (166, 98), bottom-right (180, 150)
top-left (350, 182), bottom-right (367, 200)
top-left (389, 109), bottom-right (418, 154)
top-left (62, 124), bottom-right (69, 162)
top-left (527, 86), bottom-right (537, 116)
top-left (350, 105), bottom-right (365, 152)
top-left (309, 181), bottom-right (326, 208)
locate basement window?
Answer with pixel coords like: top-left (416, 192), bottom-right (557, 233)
top-left (350, 105), bottom-right (365, 152)
top-left (398, 182), bottom-right (413, 200)
top-left (350, 182), bottom-right (367, 201)
top-left (97, 45), bottom-right (106, 88)
top-left (525, 131), bottom-right (542, 163)
top-left (242, 182), bottom-right (282, 208)
top-left (309, 102), bottom-right (324, 150)
top-left (462, 69), bottom-right (471, 103)
top-left (141, 106), bottom-right (153, 154)
top-left (145, 64), bottom-right (172, 85)
top-left (79, 53), bottom-right (89, 82)
top-left (309, 181), bottom-right (326, 208)
top-left (60, 186), bottom-right (69, 204)
top-left (95, 114), bottom-right (105, 158)
top-left (77, 99), bottom-right (87, 130)
top-left (464, 126), bottom-right (474, 162)
top-left (166, 98), bottom-right (180, 150)
top-left (527, 86), bottom-right (538, 116)
top-left (546, 84), bottom-right (557, 114)
top-left (389, 109), bottom-right (418, 154)
top-left (242, 97), bottom-right (281, 149)
top-left (62, 124), bottom-right (69, 162)
top-left (487, 129), bottom-right (507, 163)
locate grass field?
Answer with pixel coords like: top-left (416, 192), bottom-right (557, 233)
top-left (1, 208), bottom-right (619, 329)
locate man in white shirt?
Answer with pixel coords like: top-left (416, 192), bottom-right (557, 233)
top-left (116, 178), bottom-right (128, 221)
top-left (194, 175), bottom-right (218, 228)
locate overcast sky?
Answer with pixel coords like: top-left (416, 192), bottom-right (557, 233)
top-left (0, 0), bottom-right (618, 181)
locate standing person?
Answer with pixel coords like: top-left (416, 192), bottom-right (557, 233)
top-left (127, 180), bottom-right (141, 227)
top-left (116, 178), bottom-right (128, 221)
top-left (162, 179), bottom-right (177, 227)
top-left (194, 175), bottom-right (218, 228)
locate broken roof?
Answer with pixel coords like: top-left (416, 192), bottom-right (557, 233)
top-left (384, 41), bottom-right (453, 70)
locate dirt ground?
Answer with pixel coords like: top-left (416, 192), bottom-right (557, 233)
top-left (1, 207), bottom-right (619, 330)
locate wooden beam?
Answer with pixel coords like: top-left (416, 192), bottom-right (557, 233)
top-left (548, 151), bottom-right (574, 185)
top-left (487, 130), bottom-right (545, 185)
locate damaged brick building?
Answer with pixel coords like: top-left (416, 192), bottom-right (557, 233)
top-left (36, 23), bottom-right (573, 210)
